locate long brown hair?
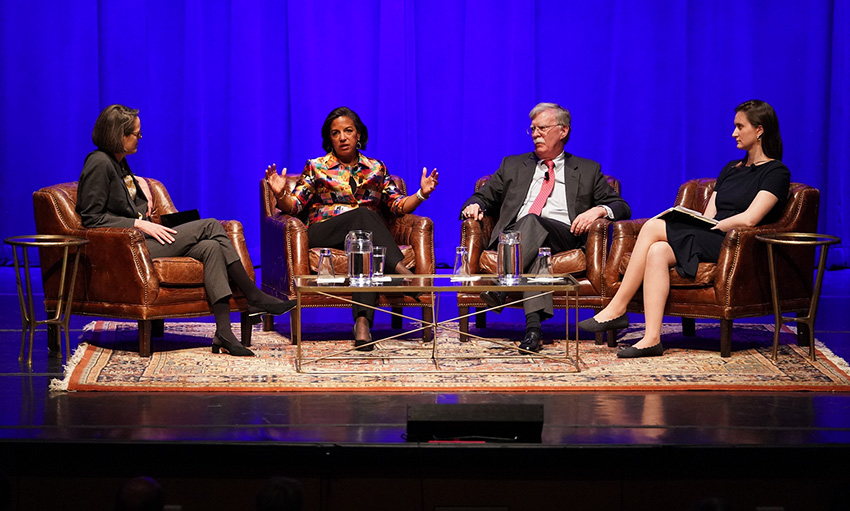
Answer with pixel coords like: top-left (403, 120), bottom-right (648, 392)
top-left (735, 100), bottom-right (782, 160)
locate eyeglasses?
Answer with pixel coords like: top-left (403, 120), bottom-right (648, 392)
top-left (526, 124), bottom-right (562, 136)
top-left (129, 131), bottom-right (142, 139)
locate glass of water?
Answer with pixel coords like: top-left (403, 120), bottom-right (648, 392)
top-left (453, 246), bottom-right (470, 278)
top-left (317, 248), bottom-right (335, 280)
top-left (372, 246), bottom-right (386, 279)
top-left (536, 247), bottom-right (553, 277)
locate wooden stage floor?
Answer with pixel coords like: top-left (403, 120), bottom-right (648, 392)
top-left (1, 267), bottom-right (849, 510)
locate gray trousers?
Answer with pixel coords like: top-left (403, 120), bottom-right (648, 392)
top-left (146, 218), bottom-right (240, 304)
top-left (494, 214), bottom-right (581, 319)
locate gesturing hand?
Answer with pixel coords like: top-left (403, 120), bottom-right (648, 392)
top-left (265, 164), bottom-right (288, 197)
top-left (134, 219), bottom-right (176, 245)
top-left (419, 167), bottom-right (439, 197)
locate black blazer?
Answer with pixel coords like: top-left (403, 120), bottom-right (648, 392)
top-left (461, 152), bottom-right (630, 247)
top-left (76, 150), bottom-right (148, 229)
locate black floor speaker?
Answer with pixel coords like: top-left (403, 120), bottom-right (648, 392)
top-left (406, 403), bottom-right (544, 443)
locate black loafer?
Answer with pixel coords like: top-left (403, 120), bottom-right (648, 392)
top-left (577, 313), bottom-right (629, 333)
top-left (480, 291), bottom-right (507, 313)
top-left (247, 299), bottom-right (297, 317)
top-left (517, 329), bottom-right (542, 353)
top-left (617, 342), bottom-right (664, 358)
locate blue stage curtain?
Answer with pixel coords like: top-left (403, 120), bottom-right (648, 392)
top-left (1, 1), bottom-right (847, 267)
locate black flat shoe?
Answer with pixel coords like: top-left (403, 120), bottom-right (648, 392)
top-left (247, 298), bottom-right (297, 317)
top-left (352, 326), bottom-right (374, 352)
top-left (517, 329), bottom-right (542, 353)
top-left (577, 313), bottom-right (629, 333)
top-left (617, 342), bottom-right (664, 358)
top-left (212, 333), bottom-right (255, 356)
top-left (480, 291), bottom-right (507, 313)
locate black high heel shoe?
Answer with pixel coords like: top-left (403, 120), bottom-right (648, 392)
top-left (247, 298), bottom-right (297, 317)
top-left (212, 333), bottom-right (255, 356)
top-left (352, 326), bottom-right (374, 352)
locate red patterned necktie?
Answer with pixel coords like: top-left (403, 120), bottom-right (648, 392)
top-left (528, 160), bottom-right (555, 216)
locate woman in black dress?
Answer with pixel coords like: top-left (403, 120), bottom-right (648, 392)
top-left (578, 100), bottom-right (791, 358)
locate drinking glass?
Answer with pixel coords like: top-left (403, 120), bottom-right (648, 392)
top-left (453, 246), bottom-right (470, 278)
top-left (317, 248), bottom-right (335, 281)
top-left (536, 247), bottom-right (552, 277)
top-left (372, 246), bottom-right (386, 279)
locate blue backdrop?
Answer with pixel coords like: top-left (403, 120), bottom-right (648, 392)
top-left (2, 0), bottom-right (848, 268)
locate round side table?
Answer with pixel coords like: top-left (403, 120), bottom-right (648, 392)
top-left (755, 232), bottom-right (841, 362)
top-left (4, 235), bottom-right (89, 365)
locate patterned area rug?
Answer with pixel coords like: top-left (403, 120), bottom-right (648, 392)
top-left (51, 320), bottom-right (850, 392)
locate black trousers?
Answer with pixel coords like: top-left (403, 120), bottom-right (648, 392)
top-left (146, 218), bottom-right (241, 304)
top-left (490, 214), bottom-right (581, 318)
top-left (307, 208), bottom-right (404, 326)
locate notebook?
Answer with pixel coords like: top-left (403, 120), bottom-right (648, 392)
top-left (159, 209), bottom-right (201, 228)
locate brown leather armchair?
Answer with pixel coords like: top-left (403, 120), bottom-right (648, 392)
top-left (604, 178), bottom-right (819, 357)
top-left (259, 175), bottom-right (435, 341)
top-left (457, 174), bottom-right (621, 344)
top-left (33, 179), bottom-right (255, 357)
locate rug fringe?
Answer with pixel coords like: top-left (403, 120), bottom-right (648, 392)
top-left (48, 342), bottom-right (89, 392)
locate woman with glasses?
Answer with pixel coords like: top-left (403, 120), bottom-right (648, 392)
top-left (77, 104), bottom-right (296, 357)
top-left (578, 99), bottom-right (790, 358)
top-left (265, 106), bottom-right (438, 351)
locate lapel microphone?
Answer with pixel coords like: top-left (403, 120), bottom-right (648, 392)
top-left (544, 171), bottom-right (550, 181)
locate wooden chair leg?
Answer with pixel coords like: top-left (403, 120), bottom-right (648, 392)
top-left (152, 319), bottom-right (165, 337)
top-left (47, 324), bottom-right (61, 353)
top-left (262, 315), bottom-right (275, 332)
top-left (682, 317), bottom-right (696, 336)
top-left (240, 312), bottom-right (253, 347)
top-left (475, 307), bottom-right (487, 328)
top-left (138, 320), bottom-right (153, 357)
top-left (720, 319), bottom-right (733, 357)
top-left (289, 314), bottom-right (299, 345)
top-left (392, 307), bottom-right (403, 329)
top-left (421, 307), bottom-right (433, 342)
top-left (796, 312), bottom-right (811, 346)
top-left (459, 306), bottom-right (470, 342)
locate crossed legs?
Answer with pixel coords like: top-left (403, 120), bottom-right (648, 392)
top-left (592, 218), bottom-right (675, 349)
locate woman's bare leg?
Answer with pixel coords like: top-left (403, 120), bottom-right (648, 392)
top-left (593, 218), bottom-right (669, 322)
top-left (631, 241), bottom-right (676, 348)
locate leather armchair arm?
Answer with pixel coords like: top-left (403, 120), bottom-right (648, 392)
top-left (460, 217), bottom-right (495, 274)
top-left (389, 213), bottom-right (435, 274)
top-left (603, 218), bottom-right (650, 294)
top-left (584, 218), bottom-right (612, 295)
top-left (260, 213), bottom-right (309, 297)
top-left (77, 227), bottom-right (160, 304)
top-left (220, 219), bottom-right (254, 280)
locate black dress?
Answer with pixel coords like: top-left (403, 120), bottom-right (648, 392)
top-left (666, 159), bottom-right (791, 278)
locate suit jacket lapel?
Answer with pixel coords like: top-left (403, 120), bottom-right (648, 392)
top-left (562, 153), bottom-right (580, 222)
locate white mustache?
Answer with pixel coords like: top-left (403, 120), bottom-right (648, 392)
top-left (534, 137), bottom-right (545, 144)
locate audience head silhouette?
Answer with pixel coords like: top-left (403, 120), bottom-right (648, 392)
top-left (114, 476), bottom-right (164, 511)
top-left (255, 476), bottom-right (303, 511)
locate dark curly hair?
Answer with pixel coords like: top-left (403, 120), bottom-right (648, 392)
top-left (321, 106), bottom-right (368, 154)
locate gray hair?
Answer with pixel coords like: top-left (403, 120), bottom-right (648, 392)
top-left (530, 102), bottom-right (571, 143)
top-left (529, 102), bottom-right (571, 128)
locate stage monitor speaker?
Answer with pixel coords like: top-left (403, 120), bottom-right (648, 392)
top-left (406, 403), bottom-right (543, 443)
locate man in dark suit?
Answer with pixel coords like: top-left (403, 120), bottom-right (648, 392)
top-left (460, 102), bottom-right (630, 352)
